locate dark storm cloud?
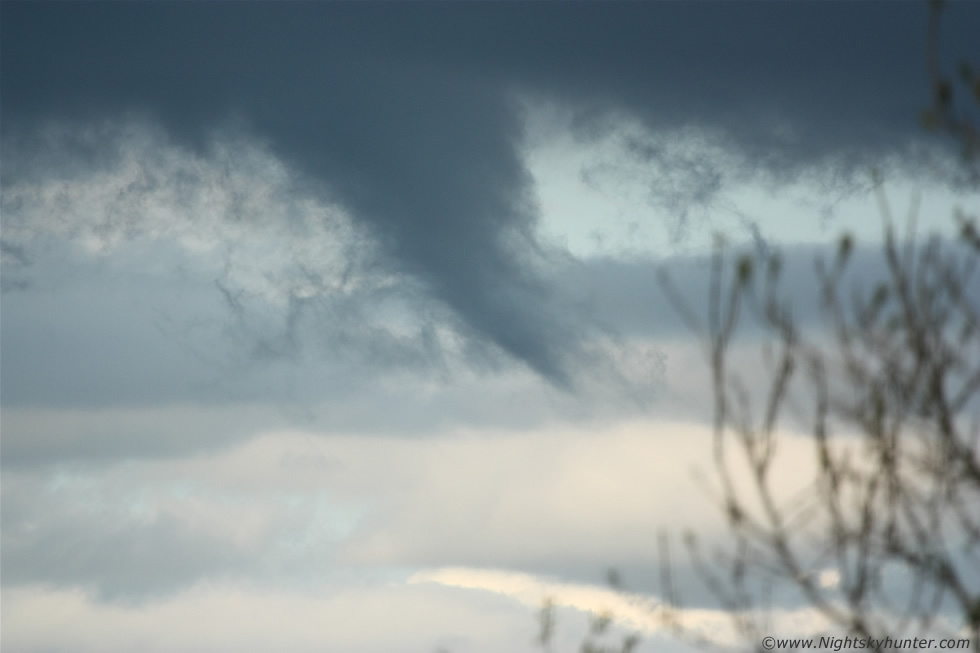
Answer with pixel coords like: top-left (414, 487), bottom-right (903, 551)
top-left (3, 1), bottom-right (976, 384)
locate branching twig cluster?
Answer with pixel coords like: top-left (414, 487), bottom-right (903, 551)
top-left (657, 199), bottom-right (980, 652)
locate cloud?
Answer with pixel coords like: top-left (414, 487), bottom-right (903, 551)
top-left (0, 117), bottom-right (645, 395)
top-left (4, 415), bottom-right (842, 597)
top-left (1, 420), bottom-right (824, 600)
top-left (3, 5), bottom-right (977, 649)
top-left (410, 566), bottom-right (836, 648)
top-left (4, 2), bottom-right (976, 387)
top-left (6, 149), bottom-right (965, 416)
top-left (0, 581), bottom-right (542, 653)
top-left (410, 567), bottom-right (670, 636)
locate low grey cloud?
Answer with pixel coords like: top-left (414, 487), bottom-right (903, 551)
top-left (4, 2), bottom-right (976, 388)
top-left (3, 220), bottom-right (968, 421)
top-left (2, 502), bottom-right (248, 602)
top-left (2, 4), bottom-right (977, 648)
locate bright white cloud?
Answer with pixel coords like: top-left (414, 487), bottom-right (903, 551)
top-left (410, 566), bottom-right (835, 649)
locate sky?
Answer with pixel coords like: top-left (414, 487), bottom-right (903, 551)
top-left (1, 2), bottom-right (979, 652)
